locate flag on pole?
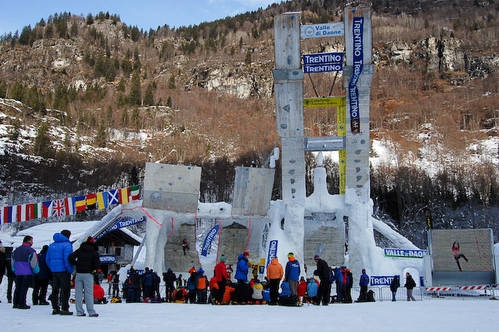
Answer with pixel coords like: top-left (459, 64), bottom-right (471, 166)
top-left (130, 185), bottom-right (140, 201)
top-left (73, 196), bottom-right (86, 212)
top-left (52, 199), bottom-right (65, 217)
top-left (86, 193), bottom-right (97, 210)
top-left (64, 197), bottom-right (74, 216)
top-left (119, 187), bottom-right (129, 205)
top-left (42, 201), bottom-right (53, 218)
top-left (107, 189), bottom-right (119, 205)
top-left (96, 191), bottom-right (108, 210)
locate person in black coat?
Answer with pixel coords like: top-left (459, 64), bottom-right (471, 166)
top-left (163, 268), bottom-right (176, 302)
top-left (313, 255), bottom-right (331, 306)
top-left (32, 245), bottom-right (51, 305)
top-left (68, 237), bottom-right (100, 317)
top-left (390, 275), bottom-right (400, 301)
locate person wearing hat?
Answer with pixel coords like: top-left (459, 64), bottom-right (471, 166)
top-left (313, 254), bottom-right (331, 305)
top-left (68, 236), bottom-right (100, 317)
top-left (233, 251), bottom-right (251, 303)
top-left (285, 252), bottom-right (301, 298)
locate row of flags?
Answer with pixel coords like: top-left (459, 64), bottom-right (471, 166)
top-left (1, 185), bottom-right (140, 224)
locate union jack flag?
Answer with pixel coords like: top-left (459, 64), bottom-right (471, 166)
top-left (52, 199), bottom-right (65, 217)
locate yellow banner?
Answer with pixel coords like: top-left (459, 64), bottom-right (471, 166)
top-left (338, 100), bottom-right (346, 195)
top-left (304, 96), bottom-right (346, 108)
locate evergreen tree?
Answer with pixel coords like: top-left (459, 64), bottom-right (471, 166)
top-left (33, 123), bottom-right (54, 158)
top-left (129, 70), bottom-right (142, 105)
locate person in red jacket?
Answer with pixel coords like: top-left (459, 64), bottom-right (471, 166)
top-left (297, 276), bottom-right (307, 303)
top-left (213, 255), bottom-right (229, 304)
top-left (93, 279), bottom-right (106, 304)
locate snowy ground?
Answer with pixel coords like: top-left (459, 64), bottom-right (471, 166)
top-left (0, 295), bottom-right (497, 332)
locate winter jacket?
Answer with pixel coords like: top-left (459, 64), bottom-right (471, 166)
top-left (163, 268), bottom-right (176, 287)
top-left (280, 281), bottom-right (291, 297)
top-left (297, 280), bottom-right (307, 296)
top-left (251, 281), bottom-right (264, 300)
top-left (46, 233), bottom-right (74, 273)
top-left (314, 258), bottom-right (330, 281)
top-left (390, 276), bottom-right (400, 292)
top-left (285, 257), bottom-right (300, 281)
top-left (37, 248), bottom-right (51, 280)
top-left (68, 242), bottom-right (100, 274)
top-left (214, 261), bottom-right (228, 282)
top-left (93, 283), bottom-right (105, 300)
top-left (359, 272), bottom-right (369, 287)
top-left (12, 242), bottom-right (39, 276)
top-left (266, 257), bottom-right (284, 280)
top-left (234, 254), bottom-right (250, 282)
top-left (404, 275), bottom-right (416, 289)
top-left (307, 279), bottom-right (319, 297)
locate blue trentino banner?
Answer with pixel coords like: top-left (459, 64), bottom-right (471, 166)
top-left (370, 275), bottom-right (399, 286)
top-left (348, 17), bottom-right (363, 134)
top-left (266, 240), bottom-right (278, 266)
top-left (303, 52), bottom-right (344, 73)
top-left (95, 215), bottom-right (146, 240)
top-left (201, 225), bottom-right (219, 256)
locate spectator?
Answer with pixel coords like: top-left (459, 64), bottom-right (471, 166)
top-left (46, 229), bottom-right (74, 315)
top-left (163, 268), bottom-right (176, 302)
top-left (196, 268), bottom-right (208, 303)
top-left (0, 240), bottom-right (6, 303)
top-left (297, 276), bottom-right (307, 303)
top-left (32, 245), bottom-right (51, 305)
top-left (356, 268), bottom-right (369, 302)
top-left (313, 255), bottom-right (331, 305)
top-left (306, 277), bottom-right (319, 304)
top-left (404, 272), bottom-right (417, 301)
top-left (214, 255), bottom-right (229, 304)
top-left (284, 252), bottom-right (300, 298)
top-left (390, 275), bottom-right (400, 301)
top-left (266, 256), bottom-right (283, 305)
top-left (68, 236), bottom-right (100, 317)
top-left (12, 235), bottom-right (39, 309)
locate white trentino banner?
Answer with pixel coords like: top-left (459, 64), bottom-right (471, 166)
top-left (301, 22), bottom-right (344, 39)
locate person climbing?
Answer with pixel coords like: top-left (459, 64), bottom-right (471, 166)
top-left (452, 241), bottom-right (468, 272)
top-left (182, 239), bottom-right (189, 256)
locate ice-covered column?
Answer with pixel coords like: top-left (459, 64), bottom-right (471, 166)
top-left (343, 6), bottom-right (376, 274)
top-left (271, 12), bottom-right (305, 263)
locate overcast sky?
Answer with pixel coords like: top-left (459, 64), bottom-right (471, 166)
top-left (0, 0), bottom-right (281, 36)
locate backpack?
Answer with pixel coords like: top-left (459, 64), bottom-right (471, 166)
top-left (367, 290), bottom-right (375, 302)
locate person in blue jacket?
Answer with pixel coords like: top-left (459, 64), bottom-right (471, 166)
top-left (234, 251), bottom-right (250, 283)
top-left (12, 235), bottom-right (39, 309)
top-left (284, 252), bottom-right (300, 298)
top-left (356, 268), bottom-right (370, 302)
top-left (46, 229), bottom-right (74, 315)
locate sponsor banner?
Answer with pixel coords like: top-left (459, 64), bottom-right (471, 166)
top-left (384, 248), bottom-right (427, 258)
top-left (370, 275), bottom-right (399, 286)
top-left (201, 225), bottom-right (219, 257)
top-left (100, 255), bottom-right (117, 263)
top-left (301, 22), bottom-right (344, 39)
top-left (95, 215), bottom-right (146, 240)
top-left (348, 17), bottom-right (364, 134)
top-left (266, 240), bottom-right (278, 266)
top-left (303, 52), bottom-right (343, 73)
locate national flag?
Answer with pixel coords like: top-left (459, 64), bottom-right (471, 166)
top-left (42, 201), bottom-right (53, 218)
top-left (108, 189), bottom-right (119, 205)
top-left (52, 199), bottom-right (65, 217)
top-left (26, 203), bottom-right (35, 220)
top-left (96, 192), bottom-right (108, 210)
top-left (130, 185), bottom-right (140, 200)
top-left (119, 187), bottom-right (130, 205)
top-left (3, 206), bottom-right (12, 223)
top-left (11, 205), bottom-right (17, 222)
top-left (33, 202), bottom-right (43, 219)
top-left (64, 197), bottom-right (74, 216)
top-left (86, 193), bottom-right (97, 210)
top-left (16, 204), bottom-right (27, 222)
top-left (73, 196), bottom-right (86, 212)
